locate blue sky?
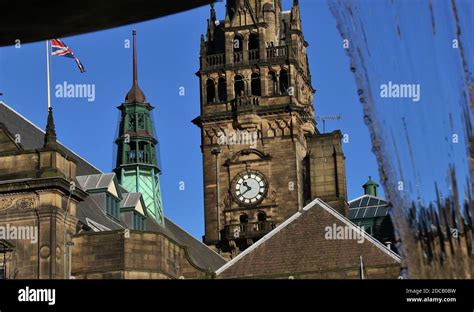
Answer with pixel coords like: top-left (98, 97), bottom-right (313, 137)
top-left (0, 0), bottom-right (382, 238)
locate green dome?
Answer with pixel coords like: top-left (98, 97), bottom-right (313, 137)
top-left (363, 176), bottom-right (379, 196)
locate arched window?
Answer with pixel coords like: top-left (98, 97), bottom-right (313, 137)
top-left (248, 33), bottom-right (259, 61)
top-left (233, 35), bottom-right (243, 63)
top-left (268, 71), bottom-right (278, 96)
top-left (279, 69), bottom-right (289, 95)
top-left (239, 213), bottom-right (249, 223)
top-left (137, 114), bottom-right (145, 130)
top-left (234, 75), bottom-right (245, 98)
top-left (138, 142), bottom-right (149, 163)
top-left (251, 73), bottom-right (261, 96)
top-left (128, 113), bottom-right (136, 130)
top-left (218, 77), bottom-right (227, 102)
top-left (257, 211), bottom-right (267, 222)
top-left (233, 35), bottom-right (243, 52)
top-left (128, 142), bottom-right (136, 163)
top-left (206, 79), bottom-right (216, 103)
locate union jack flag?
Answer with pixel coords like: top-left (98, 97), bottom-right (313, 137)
top-left (51, 39), bottom-right (85, 73)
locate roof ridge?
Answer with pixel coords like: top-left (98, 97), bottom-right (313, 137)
top-left (316, 199), bottom-right (401, 261)
top-left (216, 201), bottom-right (312, 275)
top-left (216, 198), bottom-right (400, 276)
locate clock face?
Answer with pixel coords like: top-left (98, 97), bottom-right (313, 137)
top-left (233, 171), bottom-right (267, 206)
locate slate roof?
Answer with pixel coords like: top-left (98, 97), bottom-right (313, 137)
top-left (120, 193), bottom-right (142, 209)
top-left (76, 196), bottom-right (126, 231)
top-left (76, 174), bottom-right (116, 191)
top-left (216, 198), bottom-right (400, 279)
top-left (348, 195), bottom-right (389, 219)
top-left (0, 101), bottom-right (226, 272)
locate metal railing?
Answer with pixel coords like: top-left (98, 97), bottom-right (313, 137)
top-left (266, 45), bottom-right (288, 60)
top-left (126, 151), bottom-right (150, 164)
top-left (206, 53), bottom-right (225, 68)
top-left (225, 221), bottom-right (276, 240)
top-left (249, 49), bottom-right (259, 62)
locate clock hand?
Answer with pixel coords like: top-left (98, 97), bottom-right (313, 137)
top-left (241, 187), bottom-right (251, 196)
top-left (240, 181), bottom-right (252, 196)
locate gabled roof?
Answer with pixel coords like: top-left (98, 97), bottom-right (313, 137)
top-left (216, 198), bottom-right (400, 278)
top-left (77, 174), bottom-right (115, 191)
top-left (77, 173), bottom-right (123, 200)
top-left (121, 192), bottom-right (147, 216)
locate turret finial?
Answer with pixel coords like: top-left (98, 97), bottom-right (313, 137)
top-left (125, 30), bottom-right (146, 103)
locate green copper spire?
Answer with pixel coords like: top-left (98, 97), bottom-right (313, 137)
top-left (114, 30), bottom-right (164, 225)
top-left (363, 176), bottom-right (379, 197)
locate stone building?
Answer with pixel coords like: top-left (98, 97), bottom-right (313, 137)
top-left (0, 29), bottom-right (226, 279)
top-left (193, 0), bottom-right (347, 256)
top-left (0, 1), bottom-right (402, 280)
top-left (0, 100), bottom-right (225, 279)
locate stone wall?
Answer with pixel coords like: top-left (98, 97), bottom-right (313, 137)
top-left (72, 230), bottom-right (212, 279)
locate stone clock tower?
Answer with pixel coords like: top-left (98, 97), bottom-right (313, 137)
top-left (193, 0), bottom-right (348, 256)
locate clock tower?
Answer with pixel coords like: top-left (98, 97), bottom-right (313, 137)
top-left (193, 0), bottom-right (348, 256)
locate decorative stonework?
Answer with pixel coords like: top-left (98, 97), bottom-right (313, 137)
top-left (204, 126), bottom-right (227, 144)
top-left (263, 118), bottom-right (292, 137)
top-left (16, 198), bottom-right (35, 210)
top-left (0, 198), bottom-right (14, 211)
top-left (268, 187), bottom-right (277, 203)
top-left (223, 194), bottom-right (232, 209)
top-left (40, 245), bottom-right (51, 259)
top-left (0, 195), bottom-right (36, 212)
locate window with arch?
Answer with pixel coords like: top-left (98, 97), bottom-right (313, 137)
top-left (218, 77), bottom-right (227, 102)
top-left (234, 75), bottom-right (245, 98)
top-left (138, 141), bottom-right (150, 164)
top-left (268, 71), bottom-right (278, 96)
top-left (128, 114), bottom-right (136, 130)
top-left (248, 33), bottom-right (259, 61)
top-left (251, 73), bottom-right (261, 96)
top-left (127, 142), bottom-right (136, 163)
top-left (233, 35), bottom-right (243, 52)
top-left (257, 211), bottom-right (267, 222)
top-left (206, 79), bottom-right (216, 104)
top-left (239, 213), bottom-right (249, 223)
top-left (233, 34), bottom-right (243, 63)
top-left (279, 69), bottom-right (289, 94)
top-left (137, 114), bottom-right (145, 130)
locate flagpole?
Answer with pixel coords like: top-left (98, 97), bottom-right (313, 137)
top-left (46, 40), bottom-right (52, 109)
